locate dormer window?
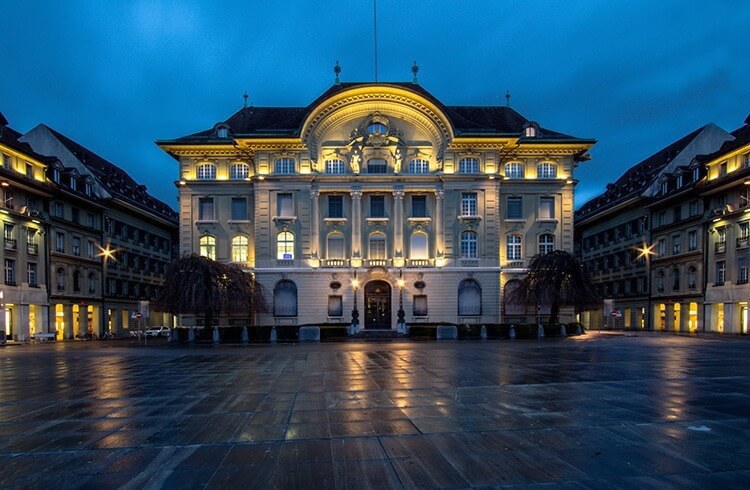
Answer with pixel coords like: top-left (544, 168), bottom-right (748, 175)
top-left (84, 180), bottom-right (92, 196)
top-left (523, 122), bottom-right (539, 138)
top-left (217, 126), bottom-right (230, 139)
top-left (692, 166), bottom-right (700, 182)
top-left (51, 167), bottom-right (61, 183)
top-left (660, 181), bottom-right (668, 195)
top-left (367, 122), bottom-right (388, 135)
top-left (69, 176), bottom-right (77, 191)
top-left (676, 174), bottom-right (683, 188)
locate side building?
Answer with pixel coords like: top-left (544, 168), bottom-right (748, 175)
top-left (158, 81), bottom-right (595, 329)
top-left (575, 124), bottom-right (731, 329)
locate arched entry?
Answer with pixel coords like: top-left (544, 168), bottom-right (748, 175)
top-left (364, 280), bottom-right (392, 329)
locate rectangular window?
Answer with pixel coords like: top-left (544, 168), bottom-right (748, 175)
top-left (1, 153), bottom-right (10, 169)
top-left (87, 213), bottom-right (95, 228)
top-left (71, 207), bottom-right (80, 224)
top-left (657, 238), bottom-right (666, 257)
top-left (367, 159), bottom-right (387, 174)
top-left (717, 226), bottom-right (726, 244)
top-left (277, 193), bottom-right (294, 217)
top-left (198, 198), bottom-right (215, 220)
top-left (689, 200), bottom-right (699, 216)
top-left (231, 198), bottom-right (247, 220)
top-left (739, 258), bottom-right (749, 285)
top-left (539, 197), bottom-right (555, 219)
top-left (461, 193), bottom-right (477, 216)
top-left (25, 163), bottom-right (34, 179)
top-left (327, 295), bottom-right (343, 317)
top-left (55, 232), bottom-right (65, 253)
top-left (413, 295), bottom-right (428, 317)
top-left (740, 222), bottom-right (750, 240)
top-left (72, 237), bottom-right (81, 256)
top-left (719, 161), bottom-right (727, 177)
top-left (412, 195), bottom-right (427, 218)
top-left (673, 205), bottom-right (681, 222)
top-left (658, 211), bottom-right (666, 227)
top-left (52, 201), bottom-right (64, 218)
top-left (716, 260), bottom-right (726, 285)
top-left (688, 230), bottom-right (698, 251)
top-left (4, 258), bottom-right (15, 285)
top-left (370, 195), bottom-right (385, 217)
top-left (328, 195), bottom-right (344, 218)
top-left (507, 197), bottom-right (522, 219)
top-left (27, 262), bottom-right (37, 287)
top-left (672, 234), bottom-right (681, 255)
top-left (87, 240), bottom-right (95, 259)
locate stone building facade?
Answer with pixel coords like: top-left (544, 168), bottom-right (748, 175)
top-left (158, 82), bottom-right (594, 329)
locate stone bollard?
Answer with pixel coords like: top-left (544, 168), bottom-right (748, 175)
top-left (575, 324), bottom-right (582, 335)
top-left (188, 328), bottom-right (195, 343)
top-left (212, 327), bottom-right (220, 343)
top-left (299, 326), bottom-right (321, 342)
top-left (242, 327), bottom-right (249, 344)
top-left (270, 327), bottom-right (278, 343)
top-left (481, 325), bottom-right (487, 340)
top-left (509, 325), bottom-right (516, 340)
top-left (436, 325), bottom-right (458, 340)
top-left (537, 325), bottom-right (545, 339)
top-left (560, 324), bottom-right (567, 337)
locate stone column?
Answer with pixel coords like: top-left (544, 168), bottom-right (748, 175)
top-left (79, 305), bottom-right (89, 334)
top-left (651, 305), bottom-right (660, 331)
top-left (350, 189), bottom-right (362, 260)
top-left (41, 306), bottom-right (50, 334)
top-left (724, 303), bottom-right (735, 334)
top-left (310, 188), bottom-right (320, 259)
top-left (63, 305), bottom-right (74, 339)
top-left (705, 304), bottom-right (715, 332)
top-left (665, 304), bottom-right (674, 332)
top-left (679, 303), bottom-right (689, 332)
top-left (0, 301), bottom-right (5, 337)
top-left (434, 188), bottom-right (444, 259)
top-left (393, 188), bottom-right (405, 261)
top-left (634, 308), bottom-right (643, 330)
top-left (18, 304), bottom-right (30, 340)
top-left (696, 303), bottom-right (705, 332)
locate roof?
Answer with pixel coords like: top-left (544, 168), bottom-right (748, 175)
top-left (0, 113), bottom-right (57, 164)
top-left (575, 125), bottom-right (710, 222)
top-left (160, 82), bottom-right (590, 144)
top-left (696, 114), bottom-right (750, 163)
top-left (41, 125), bottom-right (177, 223)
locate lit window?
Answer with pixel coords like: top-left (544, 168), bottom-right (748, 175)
top-left (504, 162), bottom-right (524, 178)
top-left (277, 231), bottom-right (295, 260)
top-left (410, 232), bottom-right (429, 259)
top-left (231, 236), bottom-right (249, 262)
top-left (537, 162), bottom-right (557, 179)
top-left (369, 233), bottom-right (386, 259)
top-left (274, 158), bottom-right (295, 174)
top-left (458, 279), bottom-right (481, 316)
top-left (458, 158), bottom-right (479, 174)
top-left (524, 126), bottom-right (537, 138)
top-left (325, 159), bottom-right (345, 174)
top-left (460, 231), bottom-right (477, 258)
top-left (196, 163), bottom-right (216, 180)
top-left (507, 235), bottom-right (522, 260)
top-left (367, 159), bottom-right (387, 174)
top-left (199, 235), bottom-right (216, 260)
top-left (408, 159), bottom-right (429, 174)
top-left (229, 163), bottom-right (250, 179)
top-left (327, 233), bottom-right (345, 259)
top-left (461, 193), bottom-right (477, 216)
top-left (539, 234), bottom-right (555, 255)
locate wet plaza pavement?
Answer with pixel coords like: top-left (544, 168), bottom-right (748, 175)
top-left (0, 332), bottom-right (749, 488)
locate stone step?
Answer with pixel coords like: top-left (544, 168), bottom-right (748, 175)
top-left (353, 329), bottom-right (405, 338)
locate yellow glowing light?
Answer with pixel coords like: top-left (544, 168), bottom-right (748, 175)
top-left (97, 244), bottom-right (118, 261)
top-left (351, 278), bottom-right (360, 290)
top-left (257, 175), bottom-right (265, 181)
top-left (566, 179), bottom-right (574, 184)
top-left (0, 181), bottom-right (8, 187)
top-left (178, 180), bottom-right (187, 186)
top-left (435, 257), bottom-right (446, 268)
top-left (393, 258), bottom-right (405, 268)
top-left (635, 243), bottom-right (656, 260)
top-left (397, 278), bottom-right (405, 289)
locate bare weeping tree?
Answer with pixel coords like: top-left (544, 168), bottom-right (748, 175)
top-left (154, 255), bottom-right (267, 332)
top-left (508, 250), bottom-right (601, 325)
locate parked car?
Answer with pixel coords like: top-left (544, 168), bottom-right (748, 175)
top-left (144, 326), bottom-right (170, 337)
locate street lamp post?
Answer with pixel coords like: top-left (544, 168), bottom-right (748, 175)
top-left (351, 272), bottom-right (360, 332)
top-left (397, 271), bottom-right (405, 332)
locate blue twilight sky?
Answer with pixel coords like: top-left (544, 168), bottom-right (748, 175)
top-left (1, 1), bottom-right (748, 209)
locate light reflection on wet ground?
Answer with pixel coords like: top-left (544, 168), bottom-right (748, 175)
top-left (0, 333), bottom-right (749, 488)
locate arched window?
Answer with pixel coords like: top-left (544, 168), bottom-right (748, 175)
top-left (196, 163), bottom-right (216, 180)
top-left (273, 280), bottom-right (298, 317)
top-left (408, 159), bottom-right (429, 174)
top-left (537, 162), bottom-right (557, 179)
top-left (688, 266), bottom-right (697, 289)
top-left (231, 236), bottom-right (249, 262)
top-left (525, 126), bottom-right (537, 138)
top-left (367, 158), bottom-right (387, 174)
top-left (507, 235), bottom-right (522, 261)
top-left (217, 127), bottom-right (230, 139)
top-left (539, 234), bottom-right (555, 255)
top-left (369, 233), bottom-right (386, 259)
top-left (56, 267), bottom-right (65, 291)
top-left (88, 272), bottom-right (96, 294)
top-left (325, 159), bottom-right (345, 174)
top-left (657, 270), bottom-right (665, 292)
top-left (504, 162), bottom-right (525, 179)
top-left (327, 232), bottom-right (345, 259)
top-left (503, 280), bottom-right (525, 316)
top-left (274, 158), bottom-right (295, 174)
top-left (458, 279), bottom-right (482, 316)
top-left (229, 163), bottom-right (250, 180)
top-left (410, 232), bottom-right (429, 259)
top-left (199, 235), bottom-right (216, 260)
top-left (460, 231), bottom-right (477, 258)
top-left (458, 157), bottom-right (479, 174)
top-left (73, 270), bottom-right (81, 293)
top-left (672, 268), bottom-right (680, 291)
top-left (277, 231), bottom-right (295, 260)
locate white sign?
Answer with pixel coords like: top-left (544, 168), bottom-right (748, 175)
top-left (283, 253), bottom-right (292, 260)
top-left (603, 299), bottom-right (615, 317)
top-left (139, 300), bottom-right (150, 319)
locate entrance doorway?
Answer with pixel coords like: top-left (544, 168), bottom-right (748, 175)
top-left (364, 280), bottom-right (391, 329)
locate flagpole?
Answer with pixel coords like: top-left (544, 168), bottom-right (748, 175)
top-left (373, 0), bottom-right (378, 82)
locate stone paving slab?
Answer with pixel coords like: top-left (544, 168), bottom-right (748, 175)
top-left (0, 332), bottom-right (749, 488)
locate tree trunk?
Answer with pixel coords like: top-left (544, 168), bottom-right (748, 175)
top-left (549, 300), bottom-right (560, 326)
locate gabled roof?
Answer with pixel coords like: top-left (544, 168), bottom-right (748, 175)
top-left (696, 114), bottom-right (750, 163)
top-left (575, 125), bottom-right (710, 222)
top-left (40, 125), bottom-right (177, 223)
top-left (159, 82), bottom-right (591, 144)
top-left (0, 112), bottom-right (57, 165)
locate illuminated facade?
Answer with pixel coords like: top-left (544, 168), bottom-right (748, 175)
top-left (159, 81), bottom-right (594, 328)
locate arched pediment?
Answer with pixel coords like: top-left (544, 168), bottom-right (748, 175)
top-left (301, 85), bottom-right (454, 162)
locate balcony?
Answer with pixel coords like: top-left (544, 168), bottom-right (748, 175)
top-left (738, 237), bottom-right (749, 249)
top-left (505, 260), bottom-right (524, 268)
top-left (365, 259), bottom-right (389, 267)
top-left (407, 259), bottom-right (431, 268)
top-left (715, 241), bottom-right (726, 253)
top-left (4, 238), bottom-right (17, 251)
top-left (459, 258), bottom-right (480, 267)
top-left (27, 243), bottom-right (38, 255)
top-left (321, 259), bottom-right (346, 268)
top-left (276, 259), bottom-right (295, 267)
